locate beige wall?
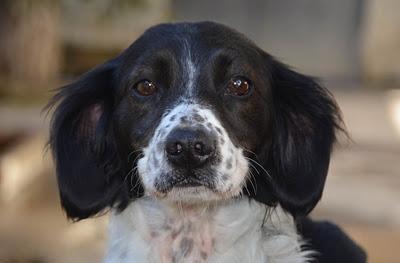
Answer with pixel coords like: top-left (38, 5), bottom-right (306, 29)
top-left (362, 0), bottom-right (400, 84)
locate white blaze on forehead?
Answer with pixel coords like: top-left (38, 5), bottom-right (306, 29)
top-left (137, 101), bottom-right (249, 198)
top-left (183, 41), bottom-right (197, 97)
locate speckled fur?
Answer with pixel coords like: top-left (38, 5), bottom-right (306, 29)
top-left (137, 102), bottom-right (249, 202)
top-left (104, 197), bottom-right (313, 263)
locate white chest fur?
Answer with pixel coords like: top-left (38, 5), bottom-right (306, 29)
top-left (104, 197), bottom-right (311, 263)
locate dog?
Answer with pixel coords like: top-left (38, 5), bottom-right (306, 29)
top-left (48, 22), bottom-right (366, 262)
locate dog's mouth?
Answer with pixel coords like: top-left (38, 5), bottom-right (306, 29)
top-left (154, 171), bottom-right (216, 194)
top-left (152, 173), bottom-right (224, 204)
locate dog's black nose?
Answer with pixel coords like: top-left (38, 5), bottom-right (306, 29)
top-left (165, 128), bottom-right (216, 168)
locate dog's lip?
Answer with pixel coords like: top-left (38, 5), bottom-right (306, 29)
top-left (154, 170), bottom-right (216, 193)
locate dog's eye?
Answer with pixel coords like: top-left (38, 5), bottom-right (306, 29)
top-left (227, 77), bottom-right (251, 96)
top-left (133, 80), bottom-right (157, 96)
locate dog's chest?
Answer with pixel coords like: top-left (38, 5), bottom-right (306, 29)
top-left (104, 198), bottom-right (310, 263)
top-left (148, 214), bottom-right (213, 262)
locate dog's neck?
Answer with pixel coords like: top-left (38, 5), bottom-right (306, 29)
top-left (104, 197), bottom-right (311, 263)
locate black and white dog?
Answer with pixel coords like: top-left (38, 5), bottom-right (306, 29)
top-left (49, 22), bottom-right (366, 262)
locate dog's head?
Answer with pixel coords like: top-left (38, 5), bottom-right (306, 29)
top-left (49, 22), bottom-right (342, 220)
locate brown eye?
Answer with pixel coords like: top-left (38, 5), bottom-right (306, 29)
top-left (227, 77), bottom-right (251, 96)
top-left (133, 80), bottom-right (157, 96)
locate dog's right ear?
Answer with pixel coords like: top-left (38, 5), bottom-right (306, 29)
top-left (48, 58), bottom-right (132, 220)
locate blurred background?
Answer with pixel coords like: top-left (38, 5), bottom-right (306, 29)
top-left (0, 0), bottom-right (399, 262)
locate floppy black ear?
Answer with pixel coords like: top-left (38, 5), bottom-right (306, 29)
top-left (48, 59), bottom-right (132, 220)
top-left (261, 58), bottom-right (343, 217)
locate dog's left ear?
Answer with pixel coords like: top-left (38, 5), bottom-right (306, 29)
top-left (258, 56), bottom-right (344, 217)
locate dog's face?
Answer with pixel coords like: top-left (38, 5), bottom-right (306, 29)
top-left (49, 22), bottom-right (342, 220)
top-left (114, 24), bottom-right (272, 203)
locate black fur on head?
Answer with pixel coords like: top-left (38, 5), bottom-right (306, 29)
top-left (48, 21), bottom-right (343, 220)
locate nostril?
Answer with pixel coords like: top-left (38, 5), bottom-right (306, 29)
top-left (194, 142), bottom-right (203, 155)
top-left (174, 143), bottom-right (183, 155)
top-left (166, 142), bottom-right (184, 156)
top-left (193, 141), bottom-right (214, 157)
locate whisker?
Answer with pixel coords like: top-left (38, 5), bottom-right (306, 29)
top-left (248, 169), bottom-right (257, 194)
top-left (130, 152), bottom-right (144, 165)
top-left (123, 153), bottom-right (144, 187)
top-left (129, 168), bottom-right (138, 190)
top-left (128, 149), bottom-right (143, 163)
top-left (244, 157), bottom-right (260, 175)
top-left (245, 157), bottom-right (272, 180)
top-left (131, 170), bottom-right (142, 191)
top-left (242, 180), bottom-right (251, 196)
top-left (242, 148), bottom-right (258, 157)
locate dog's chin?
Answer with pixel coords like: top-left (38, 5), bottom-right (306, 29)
top-left (141, 167), bottom-right (247, 205)
top-left (163, 186), bottom-right (222, 204)
top-left (148, 182), bottom-right (241, 205)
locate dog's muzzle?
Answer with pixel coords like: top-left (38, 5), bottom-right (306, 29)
top-left (164, 127), bottom-right (217, 188)
top-left (138, 103), bottom-right (249, 200)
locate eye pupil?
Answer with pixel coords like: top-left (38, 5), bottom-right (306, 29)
top-left (134, 80), bottom-right (157, 96)
top-left (227, 77), bottom-right (250, 96)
